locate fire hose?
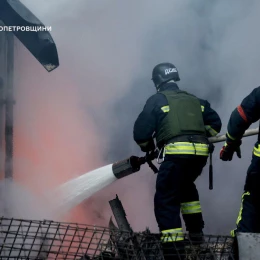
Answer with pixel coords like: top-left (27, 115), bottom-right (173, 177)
top-left (50, 128), bottom-right (259, 215)
top-left (112, 128), bottom-right (259, 189)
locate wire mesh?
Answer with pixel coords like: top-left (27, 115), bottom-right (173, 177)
top-left (0, 217), bottom-right (235, 259)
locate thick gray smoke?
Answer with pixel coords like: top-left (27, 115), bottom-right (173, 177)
top-left (0, 180), bottom-right (60, 258)
top-left (15, 0), bottom-right (260, 235)
top-left (0, 179), bottom-right (53, 219)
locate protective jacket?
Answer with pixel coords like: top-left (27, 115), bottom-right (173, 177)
top-left (133, 83), bottom-right (222, 154)
top-left (225, 87), bottom-right (260, 237)
top-left (226, 86), bottom-right (260, 156)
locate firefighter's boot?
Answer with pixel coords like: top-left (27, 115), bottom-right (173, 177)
top-left (189, 232), bottom-right (204, 246)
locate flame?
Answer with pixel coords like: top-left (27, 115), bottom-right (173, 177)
top-left (12, 42), bottom-right (101, 224)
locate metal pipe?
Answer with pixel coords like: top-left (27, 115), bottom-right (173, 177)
top-left (209, 128), bottom-right (259, 143)
top-left (4, 32), bottom-right (14, 180)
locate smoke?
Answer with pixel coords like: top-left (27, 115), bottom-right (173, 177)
top-left (10, 0), bottom-right (260, 236)
top-left (0, 179), bottom-right (52, 219)
top-left (0, 179), bottom-right (66, 258)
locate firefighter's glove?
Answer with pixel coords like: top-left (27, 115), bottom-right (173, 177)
top-left (138, 139), bottom-right (155, 153)
top-left (130, 156), bottom-right (143, 171)
top-left (146, 149), bottom-right (159, 161)
top-left (220, 140), bottom-right (242, 161)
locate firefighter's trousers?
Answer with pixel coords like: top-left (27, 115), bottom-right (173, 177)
top-left (232, 154), bottom-right (260, 236)
top-left (154, 154), bottom-right (208, 242)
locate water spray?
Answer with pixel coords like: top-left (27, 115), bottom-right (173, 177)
top-left (51, 128), bottom-right (259, 216)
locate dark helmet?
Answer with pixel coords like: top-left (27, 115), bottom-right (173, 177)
top-left (151, 62), bottom-right (180, 88)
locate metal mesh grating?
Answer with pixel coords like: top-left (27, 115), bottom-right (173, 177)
top-left (0, 217), bottom-right (235, 259)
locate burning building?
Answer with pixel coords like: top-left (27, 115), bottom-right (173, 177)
top-left (0, 1), bottom-right (259, 259)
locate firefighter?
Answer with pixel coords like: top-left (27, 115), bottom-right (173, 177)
top-left (220, 86), bottom-right (260, 236)
top-left (133, 62), bottom-right (222, 259)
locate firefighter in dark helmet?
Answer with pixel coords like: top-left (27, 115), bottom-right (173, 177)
top-left (133, 62), bottom-right (222, 259)
top-left (220, 87), bottom-right (260, 237)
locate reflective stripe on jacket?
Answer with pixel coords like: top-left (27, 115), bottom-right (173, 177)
top-left (164, 142), bottom-right (209, 156)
